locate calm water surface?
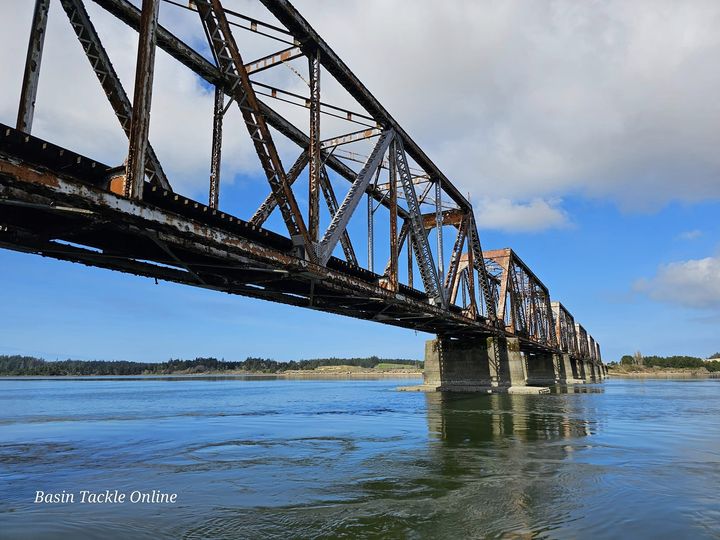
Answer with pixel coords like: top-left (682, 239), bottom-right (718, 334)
top-left (1, 377), bottom-right (719, 539)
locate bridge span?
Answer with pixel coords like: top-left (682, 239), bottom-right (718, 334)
top-left (0, 0), bottom-right (606, 392)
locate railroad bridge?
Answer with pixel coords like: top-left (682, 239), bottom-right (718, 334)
top-left (0, 0), bottom-right (606, 392)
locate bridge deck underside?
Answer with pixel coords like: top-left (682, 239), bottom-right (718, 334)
top-left (0, 124), bottom-right (517, 341)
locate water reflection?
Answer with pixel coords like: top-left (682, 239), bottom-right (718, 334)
top-left (426, 391), bottom-right (597, 445)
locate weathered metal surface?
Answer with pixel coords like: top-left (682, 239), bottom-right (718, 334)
top-left (394, 138), bottom-right (444, 307)
top-left (196, 0), bottom-right (314, 261)
top-left (318, 130), bottom-right (393, 265)
top-left (125, 0), bottom-right (159, 199)
top-left (485, 248), bottom-right (557, 349)
top-left (307, 49), bottom-right (321, 243)
top-left (209, 86), bottom-right (224, 209)
top-left (16, 0), bottom-right (51, 134)
top-left (59, 0), bottom-right (171, 191)
top-left (244, 46), bottom-right (302, 75)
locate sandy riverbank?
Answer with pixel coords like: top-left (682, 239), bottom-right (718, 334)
top-left (608, 367), bottom-right (719, 379)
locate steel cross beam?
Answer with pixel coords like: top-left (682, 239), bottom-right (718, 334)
top-left (393, 138), bottom-right (444, 306)
top-left (318, 129), bottom-right (394, 265)
top-left (319, 165), bottom-right (357, 266)
top-left (89, 0), bottom-right (411, 224)
top-left (59, 0), bottom-right (171, 191)
top-left (257, 0), bottom-right (473, 212)
top-left (195, 0), bottom-right (315, 261)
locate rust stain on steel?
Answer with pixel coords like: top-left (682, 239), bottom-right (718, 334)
top-left (0, 160), bottom-right (58, 188)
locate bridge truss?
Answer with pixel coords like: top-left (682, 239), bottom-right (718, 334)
top-left (0, 0), bottom-right (602, 366)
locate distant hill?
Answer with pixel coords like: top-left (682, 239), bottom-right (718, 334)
top-left (0, 355), bottom-right (422, 376)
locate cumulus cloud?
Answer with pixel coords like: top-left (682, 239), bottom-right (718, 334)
top-left (2, 0), bottom-right (719, 230)
top-left (296, 0), bottom-right (720, 212)
top-left (473, 198), bottom-right (569, 232)
top-left (635, 257), bottom-right (720, 309)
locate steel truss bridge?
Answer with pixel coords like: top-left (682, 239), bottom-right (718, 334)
top-left (0, 0), bottom-right (604, 377)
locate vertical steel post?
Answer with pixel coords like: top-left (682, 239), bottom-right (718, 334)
top-left (407, 229), bottom-right (413, 288)
top-left (17, 0), bottom-right (51, 134)
top-left (435, 179), bottom-right (444, 287)
top-left (209, 85), bottom-right (223, 208)
top-left (308, 49), bottom-right (321, 243)
top-left (367, 193), bottom-right (374, 272)
top-left (388, 141), bottom-right (398, 290)
top-left (125, 0), bottom-right (160, 199)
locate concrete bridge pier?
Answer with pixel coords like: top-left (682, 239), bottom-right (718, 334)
top-left (525, 352), bottom-right (559, 386)
top-left (415, 336), bottom-right (549, 394)
top-left (561, 353), bottom-right (585, 385)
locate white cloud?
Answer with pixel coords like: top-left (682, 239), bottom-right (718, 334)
top-left (473, 198), bottom-right (569, 233)
top-left (678, 229), bottom-right (702, 240)
top-left (635, 257), bottom-right (720, 309)
top-left (295, 0), bottom-right (720, 212)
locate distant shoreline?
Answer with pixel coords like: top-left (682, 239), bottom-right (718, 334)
top-left (608, 367), bottom-right (720, 379)
top-left (0, 370), bottom-right (423, 380)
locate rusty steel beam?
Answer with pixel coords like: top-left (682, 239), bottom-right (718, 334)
top-left (60, 0), bottom-right (171, 191)
top-left (444, 214), bottom-right (467, 299)
top-left (209, 86), bottom-right (224, 209)
top-left (387, 145), bottom-right (398, 291)
top-left (0, 135), bottom-right (501, 338)
top-left (250, 150), bottom-right (308, 227)
top-left (421, 208), bottom-right (464, 230)
top-left (257, 0), bottom-right (473, 212)
top-left (321, 128), bottom-right (380, 150)
top-left (394, 137), bottom-right (444, 306)
top-left (125, 0), bottom-right (160, 199)
top-left (318, 129), bottom-right (394, 265)
top-left (16, 0), bottom-right (50, 134)
top-left (319, 165), bottom-right (357, 266)
top-left (196, 0), bottom-right (315, 261)
top-left (308, 49), bottom-right (321, 243)
top-left (89, 0), bottom-right (410, 222)
top-left (244, 46), bottom-right (302, 75)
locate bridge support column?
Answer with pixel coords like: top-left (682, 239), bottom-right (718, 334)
top-left (561, 353), bottom-right (583, 384)
top-left (582, 360), bottom-right (594, 383)
top-left (412, 336), bottom-right (548, 393)
top-left (421, 338), bottom-right (494, 390)
top-left (525, 352), bottom-right (558, 386)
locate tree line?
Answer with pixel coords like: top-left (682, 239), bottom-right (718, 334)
top-left (0, 355), bottom-right (423, 376)
top-left (616, 354), bottom-right (720, 372)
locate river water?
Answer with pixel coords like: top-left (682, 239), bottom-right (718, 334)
top-left (1, 377), bottom-right (719, 539)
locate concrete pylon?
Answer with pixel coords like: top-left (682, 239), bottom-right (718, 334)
top-left (525, 352), bottom-right (559, 386)
top-left (414, 336), bottom-right (549, 394)
top-left (561, 353), bottom-right (584, 384)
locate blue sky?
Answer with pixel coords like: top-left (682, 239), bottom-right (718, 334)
top-left (1, 1), bottom-right (719, 362)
